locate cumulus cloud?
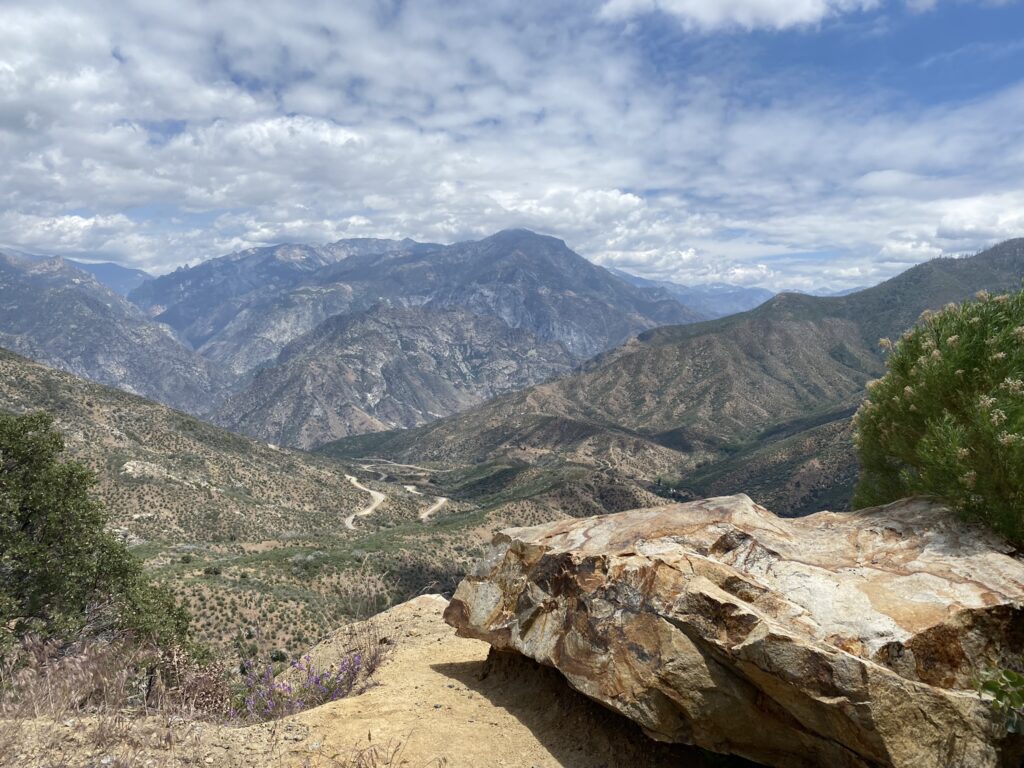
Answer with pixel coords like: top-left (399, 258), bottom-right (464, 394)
top-left (0, 0), bottom-right (1022, 289)
top-left (599, 0), bottom-right (1014, 29)
top-left (599, 0), bottom-right (879, 30)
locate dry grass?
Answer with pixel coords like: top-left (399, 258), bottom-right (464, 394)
top-left (0, 618), bottom-right (410, 768)
top-left (166, 558), bottom-right (398, 658)
top-left (0, 636), bottom-right (208, 765)
top-left (302, 740), bottom-right (448, 768)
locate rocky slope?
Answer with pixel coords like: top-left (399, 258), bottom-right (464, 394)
top-left (217, 304), bottom-right (573, 448)
top-left (325, 239), bottom-right (1024, 511)
top-left (131, 230), bottom-right (705, 378)
top-left (0, 251), bottom-right (222, 412)
top-left (447, 495), bottom-right (1024, 768)
top-left (131, 239), bottom-right (415, 376)
top-left (673, 403), bottom-right (859, 515)
top-left (0, 346), bottom-right (388, 543)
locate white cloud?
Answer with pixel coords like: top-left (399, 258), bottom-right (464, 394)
top-left (599, 0), bottom-right (879, 30)
top-left (598, 0), bottom-right (1018, 30)
top-left (0, 0), bottom-right (1022, 288)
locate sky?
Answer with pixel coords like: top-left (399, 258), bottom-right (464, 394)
top-left (3, 0), bottom-right (1024, 290)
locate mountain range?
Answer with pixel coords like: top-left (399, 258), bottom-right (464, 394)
top-left (3, 230), bottom-right (715, 446)
top-left (0, 251), bottom-right (222, 411)
top-left (608, 268), bottom-right (774, 318)
top-left (321, 238), bottom-right (1024, 514)
top-left (6, 230), bottom-right (1024, 517)
top-left (131, 230), bottom-right (704, 374)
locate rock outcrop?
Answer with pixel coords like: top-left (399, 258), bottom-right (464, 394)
top-left (444, 494), bottom-right (1024, 768)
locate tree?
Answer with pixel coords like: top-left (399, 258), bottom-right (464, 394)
top-left (853, 288), bottom-right (1024, 543)
top-left (0, 411), bottom-right (188, 649)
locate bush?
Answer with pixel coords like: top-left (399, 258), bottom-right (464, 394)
top-left (236, 652), bottom-right (363, 722)
top-left (0, 411), bottom-right (189, 652)
top-left (978, 668), bottom-right (1024, 733)
top-left (853, 288), bottom-right (1024, 542)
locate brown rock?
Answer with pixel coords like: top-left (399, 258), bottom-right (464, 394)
top-left (444, 494), bottom-right (1024, 768)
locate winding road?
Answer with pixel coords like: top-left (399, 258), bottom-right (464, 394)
top-left (356, 457), bottom-right (459, 473)
top-left (404, 484), bottom-right (449, 521)
top-left (345, 475), bottom-right (448, 530)
top-left (418, 496), bottom-right (448, 521)
top-left (344, 474), bottom-right (387, 530)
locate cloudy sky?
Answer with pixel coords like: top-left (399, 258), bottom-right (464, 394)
top-left (3, 0), bottom-right (1024, 289)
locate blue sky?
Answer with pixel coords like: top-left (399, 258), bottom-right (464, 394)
top-left (2, 0), bottom-right (1024, 290)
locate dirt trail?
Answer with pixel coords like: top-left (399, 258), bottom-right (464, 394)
top-left (11, 596), bottom-right (736, 767)
top-left (291, 596), bottom-right (724, 767)
top-left (356, 457), bottom-right (458, 473)
top-left (403, 485), bottom-right (449, 521)
top-left (419, 496), bottom-right (448, 521)
top-left (343, 474), bottom-right (386, 530)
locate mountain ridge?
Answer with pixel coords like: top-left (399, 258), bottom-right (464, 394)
top-left (0, 251), bottom-right (223, 412)
top-left (608, 267), bottom-right (775, 318)
top-left (0, 231), bottom-right (709, 436)
top-left (321, 239), bottom-right (1024, 513)
top-left (131, 230), bottom-right (707, 377)
top-left (216, 303), bottom-right (575, 448)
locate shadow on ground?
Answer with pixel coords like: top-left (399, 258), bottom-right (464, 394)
top-left (433, 650), bottom-right (762, 768)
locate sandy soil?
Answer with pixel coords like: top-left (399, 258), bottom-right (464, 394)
top-left (6, 596), bottom-right (727, 768)
top-left (282, 595), bottom-right (721, 767)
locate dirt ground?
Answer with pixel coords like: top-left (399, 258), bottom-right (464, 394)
top-left (5, 595), bottom-right (727, 768)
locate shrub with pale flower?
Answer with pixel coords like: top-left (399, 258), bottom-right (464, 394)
top-left (854, 284), bottom-right (1024, 544)
top-left (235, 652), bottom-right (364, 722)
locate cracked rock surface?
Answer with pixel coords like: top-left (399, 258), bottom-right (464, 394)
top-left (445, 494), bottom-right (1024, 768)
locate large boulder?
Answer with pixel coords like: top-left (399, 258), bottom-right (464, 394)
top-left (444, 494), bottom-right (1024, 768)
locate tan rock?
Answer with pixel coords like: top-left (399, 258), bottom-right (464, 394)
top-left (444, 494), bottom-right (1024, 768)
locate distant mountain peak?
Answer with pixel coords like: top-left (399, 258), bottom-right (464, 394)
top-left (482, 228), bottom-right (564, 246)
top-left (131, 229), bottom-right (706, 373)
top-left (608, 267), bottom-right (774, 319)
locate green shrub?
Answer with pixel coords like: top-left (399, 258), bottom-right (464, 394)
top-left (0, 411), bottom-right (189, 651)
top-left (853, 288), bottom-right (1024, 542)
top-left (978, 668), bottom-right (1024, 733)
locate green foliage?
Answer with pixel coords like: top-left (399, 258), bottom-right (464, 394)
top-left (853, 288), bottom-right (1024, 542)
top-left (0, 411), bottom-right (189, 650)
top-left (978, 668), bottom-right (1024, 732)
